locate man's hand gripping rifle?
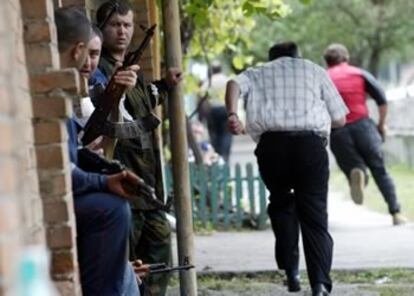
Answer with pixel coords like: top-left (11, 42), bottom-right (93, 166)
top-left (78, 148), bottom-right (171, 211)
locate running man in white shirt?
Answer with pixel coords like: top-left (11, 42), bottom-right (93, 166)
top-left (225, 42), bottom-right (348, 296)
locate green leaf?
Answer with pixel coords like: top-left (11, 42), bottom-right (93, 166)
top-left (194, 12), bottom-right (209, 26)
top-left (226, 43), bottom-right (238, 52)
top-left (232, 55), bottom-right (245, 70)
top-left (181, 0), bottom-right (292, 77)
top-left (242, 2), bottom-right (254, 16)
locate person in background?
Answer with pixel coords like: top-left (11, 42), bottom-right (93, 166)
top-left (190, 120), bottom-right (222, 166)
top-left (200, 62), bottom-right (233, 162)
top-left (324, 43), bottom-right (407, 226)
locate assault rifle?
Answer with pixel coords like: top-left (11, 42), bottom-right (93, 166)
top-left (77, 148), bottom-right (171, 211)
top-left (81, 24), bottom-right (157, 146)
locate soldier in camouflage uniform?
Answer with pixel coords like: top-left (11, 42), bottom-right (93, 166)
top-left (95, 2), bottom-right (182, 295)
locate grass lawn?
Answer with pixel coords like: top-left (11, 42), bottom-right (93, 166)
top-left (329, 165), bottom-right (414, 221)
top-left (168, 268), bottom-right (414, 295)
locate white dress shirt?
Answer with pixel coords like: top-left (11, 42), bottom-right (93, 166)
top-left (233, 57), bottom-right (348, 142)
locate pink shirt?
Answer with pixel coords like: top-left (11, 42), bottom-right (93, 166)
top-left (327, 63), bottom-right (369, 124)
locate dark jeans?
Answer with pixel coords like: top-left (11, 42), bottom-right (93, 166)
top-left (255, 131), bottom-right (333, 291)
top-left (75, 192), bottom-right (139, 295)
top-left (207, 106), bottom-right (233, 162)
top-left (330, 118), bottom-right (400, 214)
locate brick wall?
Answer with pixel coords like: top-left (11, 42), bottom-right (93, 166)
top-left (0, 0), bottom-right (161, 295)
top-left (0, 0), bottom-right (44, 294)
top-left (20, 0), bottom-right (82, 295)
top-left (0, 0), bottom-right (160, 294)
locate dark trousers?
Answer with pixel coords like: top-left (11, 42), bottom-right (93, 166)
top-left (130, 209), bottom-right (172, 296)
top-left (255, 132), bottom-right (333, 291)
top-left (75, 192), bottom-right (139, 295)
top-left (207, 106), bottom-right (233, 162)
top-left (330, 118), bottom-right (400, 214)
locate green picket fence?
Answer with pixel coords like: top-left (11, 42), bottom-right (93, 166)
top-left (165, 162), bottom-right (269, 230)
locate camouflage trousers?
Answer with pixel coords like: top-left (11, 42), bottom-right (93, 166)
top-left (130, 209), bottom-right (172, 296)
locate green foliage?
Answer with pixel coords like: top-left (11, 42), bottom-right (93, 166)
top-left (248, 0), bottom-right (414, 75)
top-left (180, 0), bottom-right (292, 70)
top-left (181, 71), bottom-right (201, 97)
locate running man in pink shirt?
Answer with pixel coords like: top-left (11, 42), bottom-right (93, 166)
top-left (324, 43), bottom-right (407, 225)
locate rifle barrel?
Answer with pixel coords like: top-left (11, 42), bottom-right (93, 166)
top-left (148, 263), bottom-right (167, 271)
top-left (124, 25), bottom-right (157, 67)
top-left (149, 264), bottom-right (195, 275)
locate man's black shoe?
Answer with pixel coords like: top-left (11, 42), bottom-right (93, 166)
top-left (312, 283), bottom-right (330, 296)
top-left (284, 275), bottom-right (301, 292)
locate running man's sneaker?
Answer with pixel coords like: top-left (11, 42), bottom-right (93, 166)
top-left (349, 168), bottom-right (364, 205)
top-left (392, 213), bottom-right (408, 226)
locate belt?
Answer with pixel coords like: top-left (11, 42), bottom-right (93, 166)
top-left (262, 130), bottom-right (318, 137)
top-left (261, 130), bottom-right (327, 146)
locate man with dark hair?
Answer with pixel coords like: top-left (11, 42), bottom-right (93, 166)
top-left (54, 6), bottom-right (92, 68)
top-left (55, 6), bottom-right (140, 295)
top-left (225, 41), bottom-right (348, 296)
top-left (96, 0), bottom-right (132, 29)
top-left (95, 2), bottom-right (182, 295)
top-left (268, 41), bottom-right (299, 60)
top-left (323, 43), bottom-right (407, 225)
top-left (96, 0), bottom-right (135, 62)
top-left (200, 61), bottom-right (232, 162)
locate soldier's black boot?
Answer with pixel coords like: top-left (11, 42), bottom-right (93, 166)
top-left (285, 269), bottom-right (301, 292)
top-left (312, 283), bottom-right (330, 296)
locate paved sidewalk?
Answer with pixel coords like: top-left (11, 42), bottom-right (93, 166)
top-left (173, 191), bottom-right (414, 273)
top-left (169, 135), bottom-right (414, 295)
top-left (172, 134), bottom-right (414, 272)
top-left (170, 188), bottom-right (414, 295)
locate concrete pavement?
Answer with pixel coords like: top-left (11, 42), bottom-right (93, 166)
top-left (176, 191), bottom-right (414, 273)
top-left (172, 134), bottom-right (414, 272)
top-left (169, 134), bottom-right (414, 295)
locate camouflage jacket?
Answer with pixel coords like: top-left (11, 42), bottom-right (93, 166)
top-left (98, 49), bottom-right (169, 210)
